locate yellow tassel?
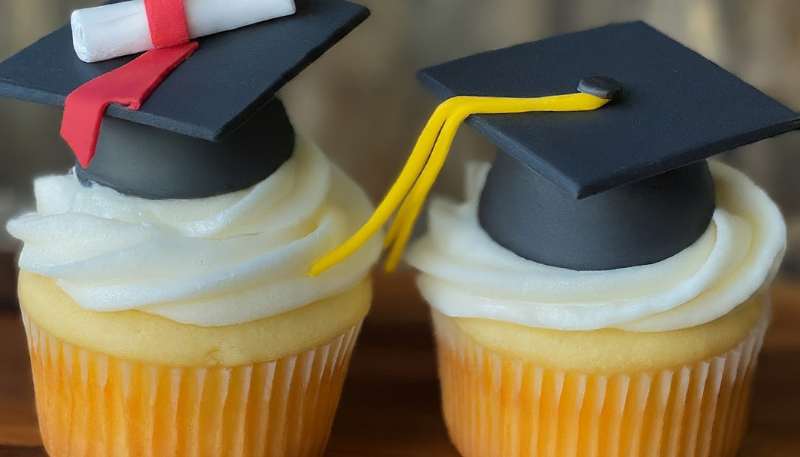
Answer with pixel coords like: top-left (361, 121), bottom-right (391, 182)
top-left (308, 93), bottom-right (610, 276)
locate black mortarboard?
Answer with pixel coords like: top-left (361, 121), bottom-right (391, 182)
top-left (0, 0), bottom-right (369, 199)
top-left (415, 21), bottom-right (799, 270)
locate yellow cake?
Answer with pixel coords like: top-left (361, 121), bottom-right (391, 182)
top-left (20, 272), bottom-right (371, 457)
top-left (19, 272), bottom-right (371, 367)
top-left (442, 291), bottom-right (765, 374)
top-left (432, 294), bottom-right (767, 457)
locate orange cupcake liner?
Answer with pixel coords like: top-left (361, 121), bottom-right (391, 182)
top-left (22, 313), bottom-right (361, 457)
top-left (432, 310), bottom-right (768, 457)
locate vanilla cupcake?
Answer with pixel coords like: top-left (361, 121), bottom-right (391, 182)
top-left (312, 22), bottom-right (797, 457)
top-left (9, 133), bottom-right (380, 456)
top-left (1, 1), bottom-right (375, 455)
top-left (409, 160), bottom-right (783, 457)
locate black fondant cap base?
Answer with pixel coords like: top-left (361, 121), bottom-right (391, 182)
top-left (77, 99), bottom-right (295, 200)
top-left (479, 153), bottom-right (715, 270)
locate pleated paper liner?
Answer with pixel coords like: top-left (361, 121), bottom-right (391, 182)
top-left (432, 309), bottom-right (768, 457)
top-left (21, 313), bottom-right (362, 457)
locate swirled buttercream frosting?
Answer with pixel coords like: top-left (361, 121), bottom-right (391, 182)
top-left (7, 137), bottom-right (381, 327)
top-left (407, 161), bottom-right (785, 332)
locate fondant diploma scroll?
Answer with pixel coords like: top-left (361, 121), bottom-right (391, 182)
top-left (71, 0), bottom-right (296, 63)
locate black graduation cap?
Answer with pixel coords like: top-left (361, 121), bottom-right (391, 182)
top-left (0, 0), bottom-right (369, 199)
top-left (413, 21), bottom-right (799, 271)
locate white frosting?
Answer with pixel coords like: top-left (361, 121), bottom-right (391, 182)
top-left (407, 161), bottom-right (785, 332)
top-left (7, 137), bottom-right (381, 327)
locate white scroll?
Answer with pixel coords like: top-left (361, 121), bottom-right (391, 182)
top-left (71, 0), bottom-right (296, 63)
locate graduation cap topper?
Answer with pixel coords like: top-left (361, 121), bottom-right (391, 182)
top-left (310, 21), bottom-right (800, 275)
top-left (0, 0), bottom-right (370, 199)
top-left (67, 0), bottom-right (300, 167)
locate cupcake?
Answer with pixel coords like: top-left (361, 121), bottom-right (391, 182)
top-left (411, 159), bottom-right (783, 457)
top-left (312, 22), bottom-right (796, 457)
top-left (1, 1), bottom-right (377, 456)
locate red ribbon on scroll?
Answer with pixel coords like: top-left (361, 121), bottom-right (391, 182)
top-left (61, 0), bottom-right (199, 168)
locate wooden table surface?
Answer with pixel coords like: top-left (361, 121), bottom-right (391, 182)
top-left (0, 263), bottom-right (799, 456)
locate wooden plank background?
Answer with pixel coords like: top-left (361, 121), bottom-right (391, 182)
top-left (0, 261), bottom-right (798, 456)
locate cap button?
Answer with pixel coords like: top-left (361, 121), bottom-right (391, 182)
top-left (578, 76), bottom-right (623, 101)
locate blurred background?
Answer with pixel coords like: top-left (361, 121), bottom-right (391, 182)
top-left (1, 0), bottom-right (799, 274)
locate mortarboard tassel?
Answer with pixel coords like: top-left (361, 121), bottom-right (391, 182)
top-left (61, 0), bottom-right (198, 168)
top-left (309, 90), bottom-right (612, 276)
